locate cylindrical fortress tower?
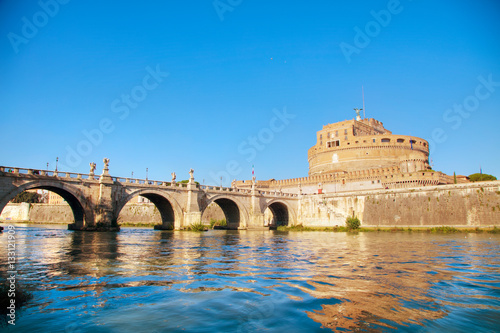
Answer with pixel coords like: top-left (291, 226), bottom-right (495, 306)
top-left (308, 118), bottom-right (431, 176)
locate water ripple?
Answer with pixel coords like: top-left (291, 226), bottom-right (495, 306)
top-left (0, 225), bottom-right (499, 332)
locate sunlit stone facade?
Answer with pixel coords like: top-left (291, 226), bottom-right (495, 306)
top-left (308, 117), bottom-right (431, 176)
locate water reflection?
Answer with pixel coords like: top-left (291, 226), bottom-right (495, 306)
top-left (0, 225), bottom-right (498, 332)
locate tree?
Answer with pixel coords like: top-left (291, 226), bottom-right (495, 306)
top-left (468, 173), bottom-right (497, 182)
top-left (11, 191), bottom-right (41, 203)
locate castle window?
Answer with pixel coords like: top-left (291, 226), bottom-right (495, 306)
top-left (344, 136), bottom-right (348, 141)
top-left (373, 139), bottom-right (376, 143)
top-left (327, 133), bottom-right (330, 138)
top-left (327, 140), bottom-right (340, 148)
top-left (381, 138), bottom-right (390, 143)
top-left (320, 134), bottom-right (322, 139)
top-left (344, 129), bottom-right (347, 135)
top-left (335, 130), bottom-right (338, 136)
top-left (397, 138), bottom-right (404, 143)
top-left (423, 143), bottom-right (427, 147)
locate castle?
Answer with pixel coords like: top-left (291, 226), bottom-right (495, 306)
top-left (235, 112), bottom-right (468, 194)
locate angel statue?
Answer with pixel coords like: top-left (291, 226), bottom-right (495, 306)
top-left (89, 162), bottom-right (96, 174)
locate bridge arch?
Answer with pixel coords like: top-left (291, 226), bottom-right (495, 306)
top-left (0, 180), bottom-right (92, 228)
top-left (115, 189), bottom-right (183, 230)
top-left (202, 194), bottom-right (249, 229)
top-left (264, 199), bottom-right (296, 227)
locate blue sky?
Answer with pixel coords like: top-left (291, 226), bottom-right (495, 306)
top-left (1, 0), bottom-right (499, 185)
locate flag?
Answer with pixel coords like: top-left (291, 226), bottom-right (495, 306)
top-left (252, 164), bottom-right (254, 176)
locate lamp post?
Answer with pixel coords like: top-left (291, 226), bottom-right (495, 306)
top-left (131, 171), bottom-right (134, 178)
top-left (146, 168), bottom-right (148, 181)
top-left (46, 162), bottom-right (49, 171)
top-left (55, 157), bottom-right (59, 172)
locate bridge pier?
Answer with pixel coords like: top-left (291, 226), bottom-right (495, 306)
top-left (183, 212), bottom-right (202, 227)
top-left (248, 213), bottom-right (265, 229)
top-left (69, 167), bottom-right (120, 231)
top-left (182, 177), bottom-right (202, 228)
top-left (248, 180), bottom-right (266, 229)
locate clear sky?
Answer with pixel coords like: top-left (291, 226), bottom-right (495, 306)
top-left (1, 0), bottom-right (499, 185)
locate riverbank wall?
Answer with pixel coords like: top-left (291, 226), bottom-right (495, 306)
top-left (298, 180), bottom-right (500, 227)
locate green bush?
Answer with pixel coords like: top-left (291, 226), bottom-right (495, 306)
top-left (209, 218), bottom-right (227, 228)
top-left (186, 221), bottom-right (207, 231)
top-left (345, 216), bottom-right (360, 230)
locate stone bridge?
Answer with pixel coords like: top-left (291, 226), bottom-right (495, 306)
top-left (0, 163), bottom-right (299, 231)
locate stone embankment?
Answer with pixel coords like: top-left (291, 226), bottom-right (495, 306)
top-left (298, 180), bottom-right (500, 228)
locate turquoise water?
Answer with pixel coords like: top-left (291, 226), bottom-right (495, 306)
top-left (1, 225), bottom-right (499, 332)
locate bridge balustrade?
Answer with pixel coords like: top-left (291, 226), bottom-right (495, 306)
top-left (1, 166), bottom-right (98, 180)
top-left (2, 165), bottom-right (299, 199)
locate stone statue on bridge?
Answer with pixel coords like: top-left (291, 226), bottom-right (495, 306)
top-left (102, 158), bottom-right (110, 177)
top-left (103, 158), bottom-right (110, 170)
top-left (189, 168), bottom-right (194, 180)
top-left (171, 172), bottom-right (176, 183)
top-left (89, 162), bottom-right (96, 175)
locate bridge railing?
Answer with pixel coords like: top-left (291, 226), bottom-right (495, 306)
top-left (258, 190), bottom-right (299, 197)
top-left (0, 166), bottom-right (101, 180)
top-left (1, 166), bottom-right (299, 197)
top-left (199, 185), bottom-right (254, 194)
top-left (196, 185), bottom-right (298, 197)
top-left (113, 177), bottom-right (194, 188)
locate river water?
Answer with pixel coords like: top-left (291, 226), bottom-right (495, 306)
top-left (1, 224), bottom-right (499, 332)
